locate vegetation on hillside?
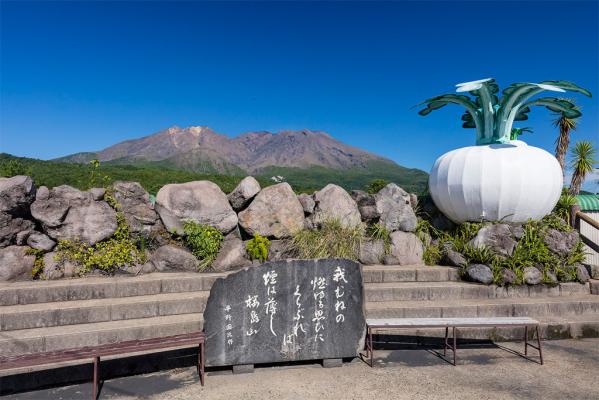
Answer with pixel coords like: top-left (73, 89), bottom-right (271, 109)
top-left (0, 153), bottom-right (429, 195)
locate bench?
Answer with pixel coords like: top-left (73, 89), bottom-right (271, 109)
top-left (0, 332), bottom-right (205, 399)
top-left (365, 317), bottom-right (542, 367)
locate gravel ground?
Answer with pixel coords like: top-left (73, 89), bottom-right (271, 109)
top-left (6, 339), bottom-right (599, 400)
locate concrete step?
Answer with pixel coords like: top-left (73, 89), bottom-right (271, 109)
top-left (0, 291), bottom-right (209, 331)
top-left (590, 279), bottom-right (599, 295)
top-left (0, 272), bottom-right (225, 306)
top-left (365, 295), bottom-right (599, 319)
top-left (368, 314), bottom-right (599, 341)
top-left (362, 265), bottom-right (459, 283)
top-left (364, 281), bottom-right (590, 302)
top-left (0, 313), bottom-right (204, 357)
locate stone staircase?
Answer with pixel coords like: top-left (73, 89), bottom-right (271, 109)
top-left (1, 266), bottom-right (598, 358)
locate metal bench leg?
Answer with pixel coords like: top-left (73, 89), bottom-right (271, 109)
top-left (536, 325), bottom-right (543, 365)
top-left (93, 356), bottom-right (100, 400)
top-left (199, 342), bottom-right (205, 386)
top-left (452, 327), bottom-right (457, 366)
top-left (524, 326), bottom-right (528, 356)
top-left (369, 327), bottom-right (374, 368)
top-left (444, 327), bottom-right (449, 356)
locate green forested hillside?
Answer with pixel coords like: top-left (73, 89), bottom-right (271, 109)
top-left (0, 154), bottom-right (428, 195)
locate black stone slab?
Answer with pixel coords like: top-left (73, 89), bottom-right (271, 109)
top-left (204, 258), bottom-right (366, 367)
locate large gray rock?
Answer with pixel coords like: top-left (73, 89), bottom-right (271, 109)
top-left (384, 231), bottom-right (423, 265)
top-left (499, 268), bottom-right (517, 286)
top-left (0, 175), bottom-right (36, 215)
top-left (26, 232), bottom-right (56, 251)
top-left (267, 240), bottom-right (293, 261)
top-left (374, 184), bottom-right (417, 232)
top-left (212, 238), bottom-right (252, 272)
top-left (359, 239), bottom-right (385, 265)
top-left (468, 224), bottom-right (516, 257)
top-left (576, 264), bottom-right (590, 283)
top-left (310, 184), bottom-right (361, 228)
top-left (111, 181), bottom-right (160, 233)
top-left (0, 246), bottom-right (35, 281)
top-left (31, 185), bottom-right (118, 246)
top-left (466, 264), bottom-right (494, 285)
top-left (88, 187), bottom-right (106, 201)
top-left (523, 267), bottom-right (543, 285)
top-left (238, 183), bottom-right (304, 239)
top-left (42, 251), bottom-right (78, 280)
top-left (589, 264), bottom-right (599, 280)
top-left (0, 212), bottom-right (35, 248)
top-left (297, 193), bottom-right (315, 215)
top-left (441, 242), bottom-right (467, 268)
top-left (543, 229), bottom-right (579, 257)
top-left (150, 244), bottom-right (198, 272)
top-left (351, 190), bottom-right (378, 222)
top-left (155, 181), bottom-right (238, 235)
top-left (227, 177), bottom-right (261, 211)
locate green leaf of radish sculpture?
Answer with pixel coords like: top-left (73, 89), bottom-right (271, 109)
top-left (417, 79), bottom-right (591, 145)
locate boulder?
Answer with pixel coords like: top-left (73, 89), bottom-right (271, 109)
top-left (111, 181), bottom-right (160, 234)
top-left (421, 196), bottom-right (455, 231)
top-left (310, 184), bottom-right (361, 228)
top-left (543, 229), bottom-right (579, 257)
top-left (409, 193), bottom-right (418, 209)
top-left (155, 181), bottom-right (238, 235)
top-left (545, 270), bottom-right (558, 284)
top-left (26, 232), bottom-right (56, 251)
top-left (0, 175), bottom-right (36, 215)
top-left (238, 183), bottom-right (304, 239)
top-left (523, 267), bottom-right (543, 285)
top-left (42, 251), bottom-right (63, 280)
top-left (374, 184), bottom-right (417, 232)
top-left (88, 187), bottom-right (106, 201)
top-left (351, 190), bottom-right (378, 222)
top-left (466, 264), bottom-right (494, 285)
top-left (0, 246), bottom-right (35, 281)
top-left (440, 242), bottom-right (467, 268)
top-left (468, 224), bottom-right (516, 257)
top-left (150, 244), bottom-right (198, 272)
top-left (499, 268), bottom-right (517, 286)
top-left (509, 225), bottom-right (525, 241)
top-left (297, 193), bottom-right (315, 215)
top-left (576, 264), bottom-right (590, 283)
top-left (359, 239), bottom-right (385, 265)
top-left (31, 185), bottom-right (118, 245)
top-left (0, 211), bottom-right (35, 248)
top-left (227, 177), bottom-right (261, 211)
top-left (589, 264), bottom-right (599, 280)
top-left (383, 231), bottom-right (423, 265)
top-left (212, 238), bottom-right (252, 272)
top-left (267, 240), bottom-right (293, 261)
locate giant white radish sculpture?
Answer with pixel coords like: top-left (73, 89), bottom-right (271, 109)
top-left (419, 79), bottom-right (591, 223)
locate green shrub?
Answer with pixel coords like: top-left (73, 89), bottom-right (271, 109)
top-left (423, 244), bottom-right (442, 266)
top-left (542, 213), bottom-right (572, 232)
top-left (246, 233), bottom-right (271, 262)
top-left (55, 213), bottom-right (145, 274)
top-left (365, 179), bottom-right (389, 194)
top-left (366, 223), bottom-right (391, 253)
top-left (290, 219), bottom-right (364, 260)
top-left (182, 220), bottom-right (224, 270)
top-left (553, 189), bottom-right (577, 225)
top-left (26, 248), bottom-right (45, 279)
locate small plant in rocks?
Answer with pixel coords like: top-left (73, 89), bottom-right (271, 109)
top-left (246, 233), bottom-right (271, 262)
top-left (182, 220), bottom-right (224, 270)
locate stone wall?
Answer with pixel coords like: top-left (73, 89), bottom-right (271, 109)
top-left (0, 175), bottom-right (423, 281)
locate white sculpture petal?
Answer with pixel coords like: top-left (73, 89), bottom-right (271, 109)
top-left (456, 83), bottom-right (483, 92)
top-left (456, 78), bottom-right (493, 87)
top-left (536, 83), bottom-right (566, 92)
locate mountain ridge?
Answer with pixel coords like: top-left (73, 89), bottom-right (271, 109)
top-left (55, 126), bottom-right (396, 173)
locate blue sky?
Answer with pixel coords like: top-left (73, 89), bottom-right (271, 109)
top-left (1, 1), bottom-right (598, 189)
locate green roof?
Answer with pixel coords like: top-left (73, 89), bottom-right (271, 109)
top-left (576, 194), bottom-right (599, 211)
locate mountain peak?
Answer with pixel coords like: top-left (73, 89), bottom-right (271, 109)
top-left (57, 125), bottom-right (393, 174)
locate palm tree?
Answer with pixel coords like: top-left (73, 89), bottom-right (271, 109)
top-left (553, 99), bottom-right (580, 176)
top-left (569, 140), bottom-right (598, 195)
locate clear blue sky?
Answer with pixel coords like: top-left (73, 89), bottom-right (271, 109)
top-left (1, 1), bottom-right (598, 188)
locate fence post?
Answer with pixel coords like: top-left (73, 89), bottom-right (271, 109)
top-left (570, 204), bottom-right (581, 229)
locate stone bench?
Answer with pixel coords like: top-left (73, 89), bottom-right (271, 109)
top-left (365, 317), bottom-right (543, 366)
top-left (0, 332), bottom-right (206, 399)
